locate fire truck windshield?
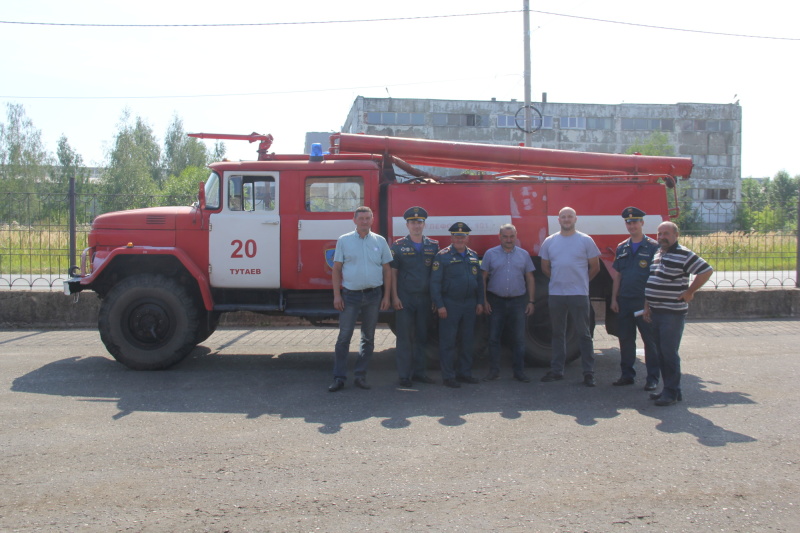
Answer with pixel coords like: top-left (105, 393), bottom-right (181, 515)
top-left (204, 172), bottom-right (220, 209)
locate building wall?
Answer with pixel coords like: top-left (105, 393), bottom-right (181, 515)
top-left (342, 97), bottom-right (742, 225)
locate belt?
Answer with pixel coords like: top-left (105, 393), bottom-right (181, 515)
top-left (488, 292), bottom-right (525, 300)
top-left (344, 286), bottom-right (381, 293)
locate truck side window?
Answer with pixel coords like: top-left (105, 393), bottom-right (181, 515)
top-left (228, 175), bottom-right (276, 212)
top-left (305, 177), bottom-right (364, 212)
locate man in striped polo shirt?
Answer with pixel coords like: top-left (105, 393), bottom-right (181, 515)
top-left (643, 221), bottom-right (713, 406)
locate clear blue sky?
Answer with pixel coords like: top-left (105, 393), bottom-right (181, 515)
top-left (1, 0), bottom-right (797, 178)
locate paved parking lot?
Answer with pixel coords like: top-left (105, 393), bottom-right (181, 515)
top-left (1, 319), bottom-right (799, 532)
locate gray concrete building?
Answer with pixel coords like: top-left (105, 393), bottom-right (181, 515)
top-left (341, 96), bottom-right (742, 226)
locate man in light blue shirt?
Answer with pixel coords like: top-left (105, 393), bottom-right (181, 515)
top-left (329, 206), bottom-right (393, 392)
top-left (481, 224), bottom-right (536, 383)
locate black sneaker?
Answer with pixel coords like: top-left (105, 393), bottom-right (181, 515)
top-left (583, 374), bottom-right (596, 387)
top-left (540, 372), bottom-right (564, 382)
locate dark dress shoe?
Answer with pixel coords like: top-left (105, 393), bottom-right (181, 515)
top-left (328, 379), bottom-right (345, 392)
top-left (650, 391), bottom-right (683, 402)
top-left (612, 377), bottom-right (635, 386)
top-left (456, 375), bottom-right (480, 384)
top-left (482, 371), bottom-right (500, 382)
top-left (398, 378), bottom-right (413, 388)
top-left (413, 375), bottom-right (436, 384)
top-left (541, 372), bottom-right (564, 382)
top-left (655, 397), bottom-right (677, 406)
top-left (443, 379), bottom-right (461, 388)
top-left (583, 374), bottom-right (596, 387)
top-left (354, 377), bottom-right (371, 390)
top-left (644, 380), bottom-right (658, 391)
top-left (514, 373), bottom-right (531, 383)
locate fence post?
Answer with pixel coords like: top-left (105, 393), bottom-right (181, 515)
top-left (69, 177), bottom-right (76, 276)
top-left (796, 180), bottom-right (799, 288)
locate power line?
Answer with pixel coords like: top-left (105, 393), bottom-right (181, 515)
top-left (1, 9), bottom-right (797, 40)
top-left (0, 10), bottom-right (519, 27)
top-left (535, 9), bottom-right (800, 41)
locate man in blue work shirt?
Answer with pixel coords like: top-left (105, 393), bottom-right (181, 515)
top-left (429, 222), bottom-right (485, 388)
top-left (610, 206), bottom-right (660, 390)
top-left (329, 206), bottom-right (393, 392)
top-left (481, 224), bottom-right (536, 383)
top-left (390, 206), bottom-right (439, 388)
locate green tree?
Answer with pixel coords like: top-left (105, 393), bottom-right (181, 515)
top-left (625, 131), bottom-right (675, 157)
top-left (734, 178), bottom-right (767, 231)
top-left (53, 136), bottom-right (90, 190)
top-left (101, 110), bottom-right (161, 209)
top-left (212, 141), bottom-right (226, 162)
top-left (161, 166), bottom-right (208, 205)
top-left (0, 103), bottom-right (51, 191)
top-left (162, 115), bottom-right (209, 178)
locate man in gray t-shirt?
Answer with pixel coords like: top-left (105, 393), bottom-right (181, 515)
top-left (539, 207), bottom-right (601, 386)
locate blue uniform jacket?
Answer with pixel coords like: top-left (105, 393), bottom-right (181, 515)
top-left (612, 236), bottom-right (658, 299)
top-left (429, 246), bottom-right (485, 308)
top-left (390, 235), bottom-right (439, 294)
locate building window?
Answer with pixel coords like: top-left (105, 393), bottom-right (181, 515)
top-left (690, 119), bottom-right (733, 132)
top-left (621, 118), bottom-right (674, 131)
top-left (559, 117), bottom-right (586, 129)
top-left (366, 112), bottom-right (425, 125)
top-left (432, 113), bottom-right (489, 127)
top-left (703, 188), bottom-right (733, 200)
top-left (586, 117), bottom-right (613, 130)
top-left (497, 114), bottom-right (553, 129)
top-left (305, 177), bottom-right (364, 212)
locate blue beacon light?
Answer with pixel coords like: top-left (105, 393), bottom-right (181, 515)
top-left (309, 143), bottom-right (324, 162)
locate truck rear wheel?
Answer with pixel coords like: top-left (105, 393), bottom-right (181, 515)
top-left (98, 274), bottom-right (199, 370)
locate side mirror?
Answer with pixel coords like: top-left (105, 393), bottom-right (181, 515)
top-left (198, 182), bottom-right (206, 209)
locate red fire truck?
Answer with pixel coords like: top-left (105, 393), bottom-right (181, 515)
top-left (64, 133), bottom-right (692, 370)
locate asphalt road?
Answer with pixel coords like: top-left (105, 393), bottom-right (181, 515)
top-left (1, 320), bottom-right (799, 532)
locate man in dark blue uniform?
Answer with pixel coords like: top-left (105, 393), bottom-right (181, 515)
top-left (610, 206), bottom-right (660, 390)
top-left (390, 206), bottom-right (440, 388)
top-left (430, 222), bottom-right (485, 388)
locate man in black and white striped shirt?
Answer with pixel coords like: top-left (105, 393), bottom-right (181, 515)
top-left (643, 221), bottom-right (713, 406)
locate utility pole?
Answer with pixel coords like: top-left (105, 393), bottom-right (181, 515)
top-left (523, 0), bottom-right (532, 147)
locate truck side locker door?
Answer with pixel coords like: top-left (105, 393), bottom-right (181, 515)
top-left (208, 173), bottom-right (280, 288)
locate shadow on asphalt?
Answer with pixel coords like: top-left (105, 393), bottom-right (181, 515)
top-left (11, 345), bottom-right (757, 446)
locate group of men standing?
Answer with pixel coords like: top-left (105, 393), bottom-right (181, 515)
top-left (328, 204), bottom-right (712, 407)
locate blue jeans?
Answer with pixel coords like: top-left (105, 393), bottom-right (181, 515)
top-left (333, 287), bottom-right (382, 381)
top-left (650, 310), bottom-right (686, 400)
top-left (617, 296), bottom-right (660, 382)
top-left (438, 298), bottom-right (477, 380)
top-left (395, 290), bottom-right (432, 380)
top-left (548, 295), bottom-right (594, 376)
top-left (487, 293), bottom-right (527, 375)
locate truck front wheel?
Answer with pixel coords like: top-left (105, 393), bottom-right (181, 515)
top-left (98, 274), bottom-right (200, 370)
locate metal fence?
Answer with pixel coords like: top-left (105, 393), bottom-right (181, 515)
top-left (1, 188), bottom-right (798, 290)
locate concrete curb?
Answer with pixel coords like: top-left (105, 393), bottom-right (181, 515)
top-left (1, 288), bottom-right (798, 329)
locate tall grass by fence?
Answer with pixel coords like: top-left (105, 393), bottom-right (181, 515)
top-left (0, 189), bottom-right (798, 289)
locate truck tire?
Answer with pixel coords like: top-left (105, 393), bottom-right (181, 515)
top-left (98, 274), bottom-right (200, 370)
top-left (195, 310), bottom-right (221, 344)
